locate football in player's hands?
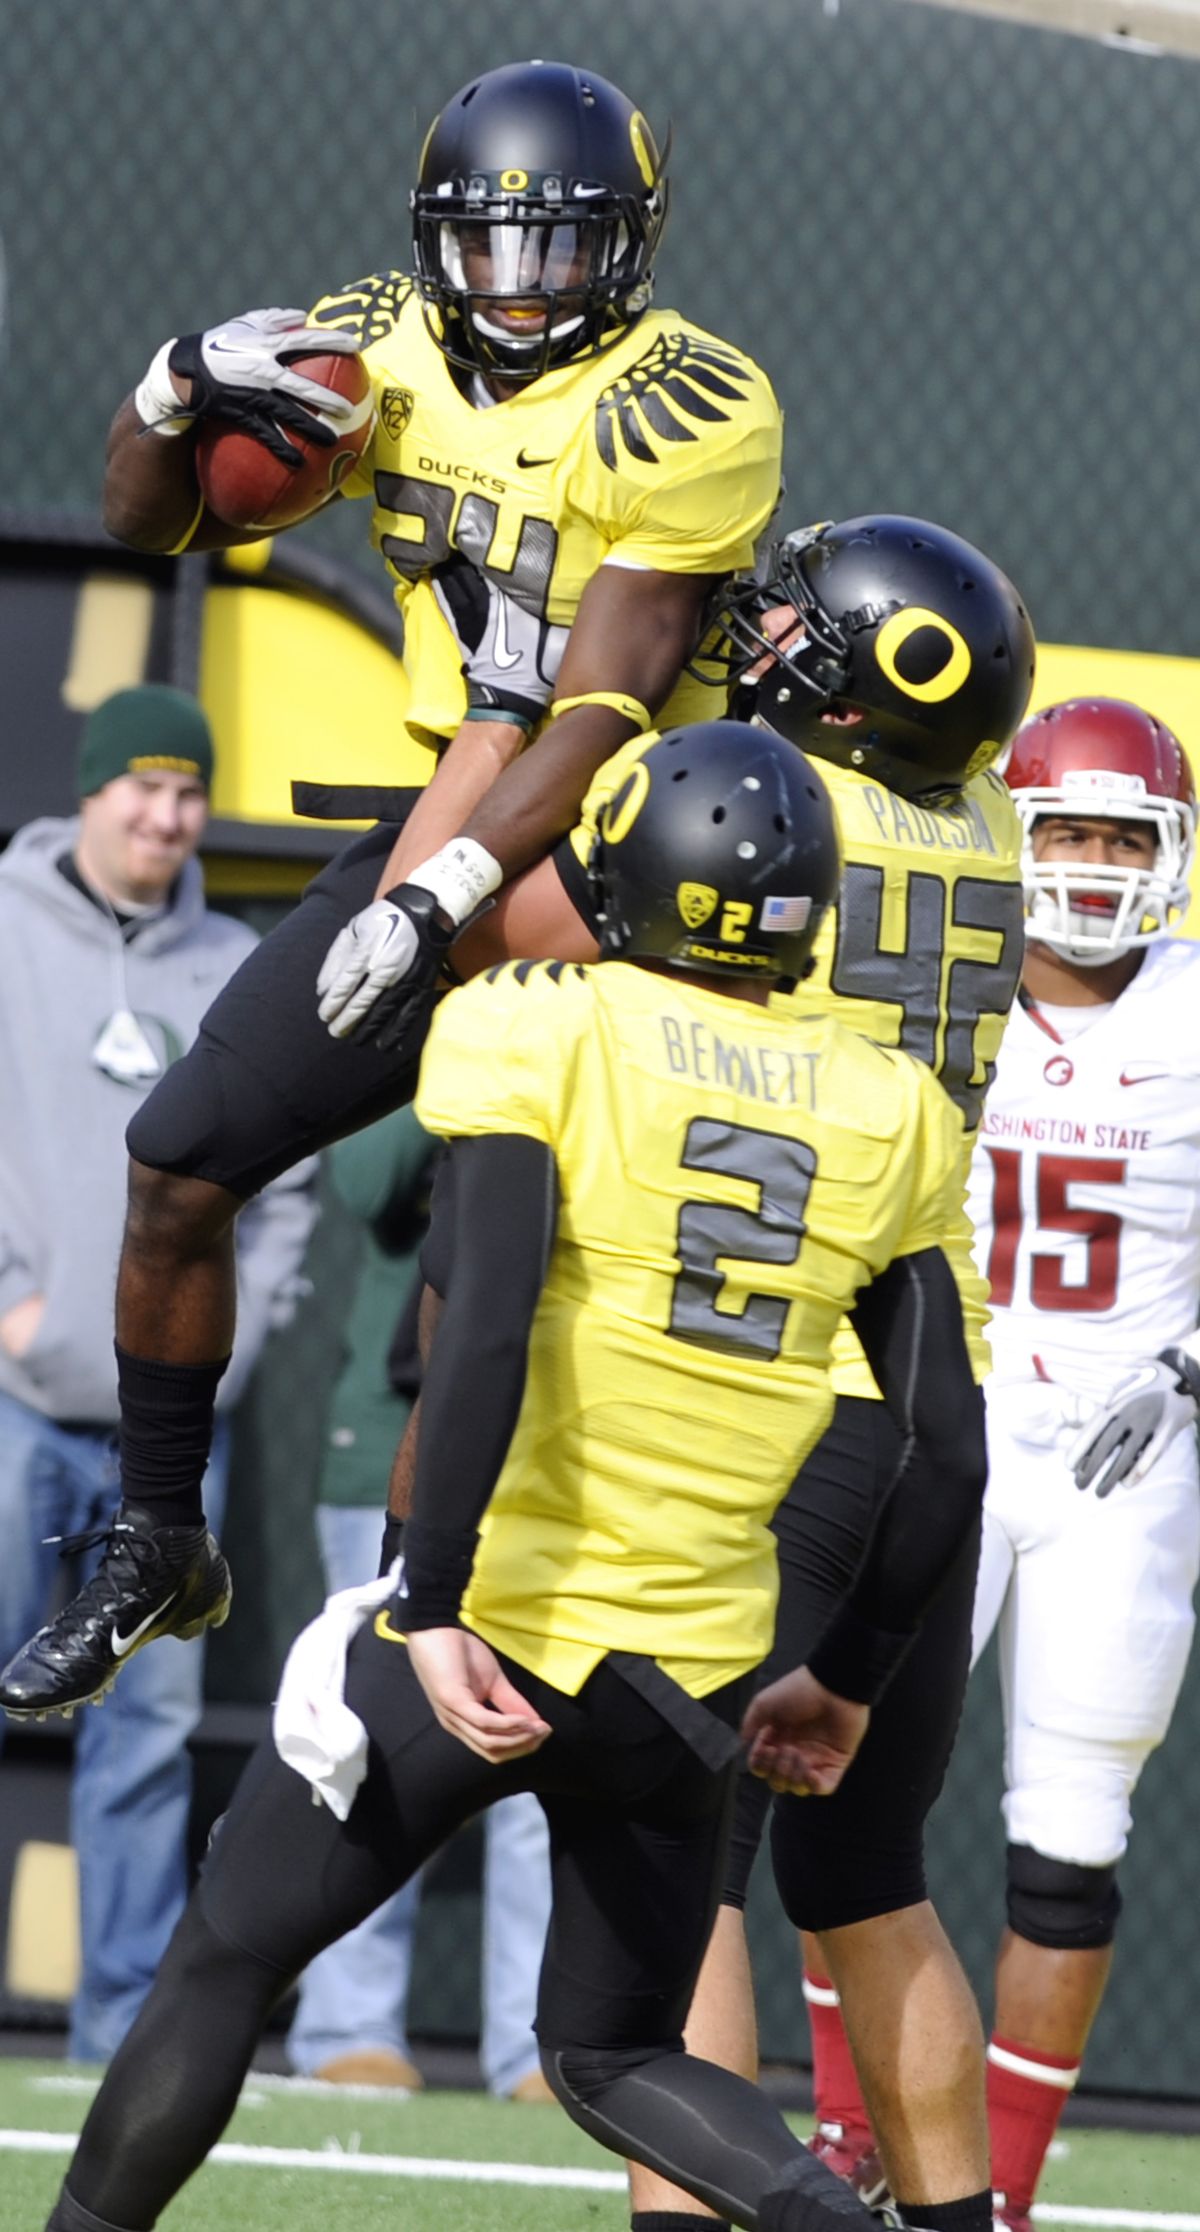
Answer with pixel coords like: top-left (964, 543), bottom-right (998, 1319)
top-left (196, 351), bottom-right (374, 531)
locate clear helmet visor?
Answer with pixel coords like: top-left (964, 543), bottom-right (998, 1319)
top-left (438, 217), bottom-right (631, 351)
top-left (440, 218), bottom-right (602, 293)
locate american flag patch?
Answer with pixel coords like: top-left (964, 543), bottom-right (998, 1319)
top-left (759, 894), bottom-right (812, 932)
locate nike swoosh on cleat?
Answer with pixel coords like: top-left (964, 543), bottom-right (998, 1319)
top-left (112, 1591), bottom-right (182, 1657)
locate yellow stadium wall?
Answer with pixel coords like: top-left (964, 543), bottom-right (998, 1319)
top-left (199, 577), bottom-right (436, 829)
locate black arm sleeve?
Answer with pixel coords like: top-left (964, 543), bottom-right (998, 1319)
top-left (400, 1131), bottom-right (558, 1629)
top-left (805, 1246), bottom-right (987, 1705)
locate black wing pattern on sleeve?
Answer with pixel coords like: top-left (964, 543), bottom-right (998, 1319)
top-left (483, 960), bottom-right (589, 988)
top-left (595, 332), bottom-right (757, 472)
top-left (309, 271), bottom-right (414, 349)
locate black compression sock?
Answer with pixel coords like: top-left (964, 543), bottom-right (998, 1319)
top-left (631, 2218), bottom-right (733, 2232)
top-left (116, 1344), bottom-right (231, 1528)
top-left (895, 2193), bottom-right (994, 2232)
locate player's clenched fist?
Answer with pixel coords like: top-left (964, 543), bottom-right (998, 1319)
top-left (316, 886), bottom-right (455, 1048)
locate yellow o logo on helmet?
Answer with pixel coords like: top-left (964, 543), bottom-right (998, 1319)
top-left (629, 112), bottom-right (658, 188)
top-left (600, 760), bottom-right (651, 845)
top-left (500, 168), bottom-right (529, 192)
top-left (875, 607), bottom-right (972, 704)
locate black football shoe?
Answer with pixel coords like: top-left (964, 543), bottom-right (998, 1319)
top-left (0, 1507), bottom-right (232, 1719)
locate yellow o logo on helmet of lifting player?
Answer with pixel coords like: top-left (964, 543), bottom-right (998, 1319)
top-left (500, 168), bottom-right (529, 192)
top-left (874, 608), bottom-right (972, 704)
top-left (629, 112), bottom-right (658, 187)
top-left (600, 760), bottom-right (651, 845)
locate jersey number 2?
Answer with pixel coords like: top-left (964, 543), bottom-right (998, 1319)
top-left (670, 1118), bottom-right (817, 1360)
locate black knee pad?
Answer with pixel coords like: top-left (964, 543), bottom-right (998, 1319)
top-left (1005, 1842), bottom-right (1122, 1951)
top-left (125, 1041), bottom-right (229, 1181)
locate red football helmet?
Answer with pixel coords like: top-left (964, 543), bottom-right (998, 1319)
top-left (1003, 697), bottom-right (1196, 961)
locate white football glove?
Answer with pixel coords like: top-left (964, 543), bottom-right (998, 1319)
top-left (138, 309), bottom-right (363, 465)
top-left (1068, 1345), bottom-right (1200, 1497)
top-left (316, 897), bottom-right (424, 1040)
top-left (182, 309), bottom-right (361, 414)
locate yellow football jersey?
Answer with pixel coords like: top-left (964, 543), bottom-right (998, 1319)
top-left (309, 275), bottom-right (782, 746)
top-left (570, 738), bottom-right (1025, 1391)
top-left (414, 958), bottom-right (965, 1699)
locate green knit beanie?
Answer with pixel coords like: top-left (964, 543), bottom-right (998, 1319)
top-left (78, 686), bottom-right (214, 798)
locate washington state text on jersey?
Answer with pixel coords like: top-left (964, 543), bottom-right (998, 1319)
top-left (981, 1110), bottom-right (1150, 1153)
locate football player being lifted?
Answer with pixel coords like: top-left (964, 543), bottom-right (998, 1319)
top-left (963, 699), bottom-right (1200, 2232)
top-left (1, 60), bottom-right (781, 1719)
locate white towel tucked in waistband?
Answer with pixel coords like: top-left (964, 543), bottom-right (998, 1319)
top-left (272, 1564), bottom-right (400, 1821)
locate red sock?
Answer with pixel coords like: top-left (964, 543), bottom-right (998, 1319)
top-left (803, 1967), bottom-right (871, 2139)
top-left (987, 2032), bottom-right (1080, 2216)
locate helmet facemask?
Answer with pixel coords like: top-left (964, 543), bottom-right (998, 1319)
top-left (704, 528), bottom-right (854, 711)
top-left (418, 190), bottom-right (659, 380)
top-left (708, 518), bottom-right (1035, 806)
top-left (1018, 781), bottom-right (1195, 964)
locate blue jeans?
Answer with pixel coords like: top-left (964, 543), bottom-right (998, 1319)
top-left (287, 1504), bottom-right (552, 2091)
top-left (0, 1388), bottom-right (229, 2061)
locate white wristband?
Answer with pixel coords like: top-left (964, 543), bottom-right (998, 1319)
top-left (409, 839), bottom-right (503, 928)
top-left (134, 339), bottom-right (190, 437)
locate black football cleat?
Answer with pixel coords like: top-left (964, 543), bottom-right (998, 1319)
top-left (0, 1508), bottom-right (232, 1719)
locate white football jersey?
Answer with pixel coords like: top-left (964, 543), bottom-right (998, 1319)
top-left (968, 936), bottom-right (1200, 1396)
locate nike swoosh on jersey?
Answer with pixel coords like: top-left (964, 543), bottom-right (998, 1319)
top-left (491, 597), bottom-right (521, 670)
top-left (111, 1590), bottom-right (182, 1657)
top-left (1119, 1066), bottom-right (1170, 1085)
top-left (516, 449), bottom-right (555, 468)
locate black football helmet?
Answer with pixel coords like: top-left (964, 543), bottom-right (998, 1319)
top-left (411, 59), bottom-right (668, 383)
top-left (718, 516), bottom-right (1036, 803)
top-left (590, 721), bottom-right (841, 987)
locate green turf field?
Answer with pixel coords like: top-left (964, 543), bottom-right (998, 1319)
top-left (3, 2060), bottom-right (1200, 2232)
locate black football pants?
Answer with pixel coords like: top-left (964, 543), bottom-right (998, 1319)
top-left (55, 1630), bottom-right (874, 2232)
top-left (126, 816), bottom-right (424, 1196)
top-left (723, 1396), bottom-right (980, 1930)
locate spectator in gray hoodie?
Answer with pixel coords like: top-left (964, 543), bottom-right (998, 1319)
top-left (0, 684), bottom-right (318, 2059)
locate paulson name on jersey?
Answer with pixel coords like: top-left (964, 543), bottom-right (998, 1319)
top-left (969, 936), bottom-right (1200, 1401)
top-left (309, 273), bottom-right (783, 745)
top-left (414, 956), bottom-right (964, 1700)
top-left (571, 736), bottom-right (1022, 1389)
